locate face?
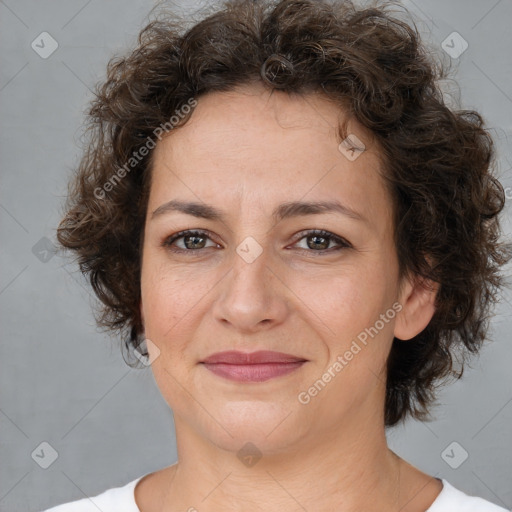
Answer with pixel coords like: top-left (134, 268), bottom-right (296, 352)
top-left (140, 83), bottom-right (414, 455)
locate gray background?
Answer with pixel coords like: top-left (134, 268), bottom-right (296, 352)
top-left (1, 0), bottom-right (511, 511)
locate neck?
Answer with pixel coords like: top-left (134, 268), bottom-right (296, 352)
top-left (158, 408), bottom-right (403, 512)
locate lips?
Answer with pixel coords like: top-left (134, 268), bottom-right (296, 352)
top-left (200, 351), bottom-right (308, 382)
top-left (201, 350), bottom-right (307, 365)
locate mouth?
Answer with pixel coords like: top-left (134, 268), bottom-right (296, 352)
top-left (200, 350), bottom-right (308, 382)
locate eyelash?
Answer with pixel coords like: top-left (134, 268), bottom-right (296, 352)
top-left (162, 229), bottom-right (352, 256)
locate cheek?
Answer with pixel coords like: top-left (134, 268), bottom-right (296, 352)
top-left (140, 264), bottom-right (214, 415)
top-left (292, 263), bottom-right (391, 337)
top-left (140, 256), bottom-right (214, 341)
top-left (292, 262), bottom-right (398, 385)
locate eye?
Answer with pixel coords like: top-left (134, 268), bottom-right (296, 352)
top-left (163, 230), bottom-right (218, 253)
top-left (162, 228), bottom-right (352, 256)
top-left (291, 229), bottom-right (352, 254)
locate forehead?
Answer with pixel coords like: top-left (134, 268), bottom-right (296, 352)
top-left (148, 84), bottom-right (392, 227)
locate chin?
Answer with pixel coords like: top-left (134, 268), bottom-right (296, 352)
top-left (200, 401), bottom-right (306, 455)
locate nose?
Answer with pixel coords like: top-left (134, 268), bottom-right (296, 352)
top-left (212, 245), bottom-right (290, 333)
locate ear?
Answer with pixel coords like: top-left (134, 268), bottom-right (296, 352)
top-left (394, 271), bottom-right (438, 341)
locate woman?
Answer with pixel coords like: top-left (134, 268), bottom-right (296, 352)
top-left (44, 0), bottom-right (511, 510)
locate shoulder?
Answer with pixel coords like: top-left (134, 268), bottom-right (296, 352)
top-left (427, 479), bottom-right (509, 512)
top-left (40, 474), bottom-right (145, 512)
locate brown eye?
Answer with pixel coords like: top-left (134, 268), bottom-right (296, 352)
top-left (306, 234), bottom-right (329, 250)
top-left (163, 230), bottom-right (217, 252)
top-left (182, 233), bottom-right (207, 250)
top-left (293, 229), bottom-right (351, 254)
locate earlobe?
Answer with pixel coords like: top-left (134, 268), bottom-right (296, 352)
top-left (393, 273), bottom-right (438, 341)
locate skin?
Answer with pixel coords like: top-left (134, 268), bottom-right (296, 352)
top-left (136, 82), bottom-right (442, 512)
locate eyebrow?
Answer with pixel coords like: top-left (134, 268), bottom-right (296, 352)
top-left (151, 199), bottom-right (369, 224)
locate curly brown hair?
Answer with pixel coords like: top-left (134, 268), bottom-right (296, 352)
top-left (56, 0), bottom-right (512, 427)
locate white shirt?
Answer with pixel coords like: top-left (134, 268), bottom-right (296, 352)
top-left (41, 474), bottom-right (509, 512)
